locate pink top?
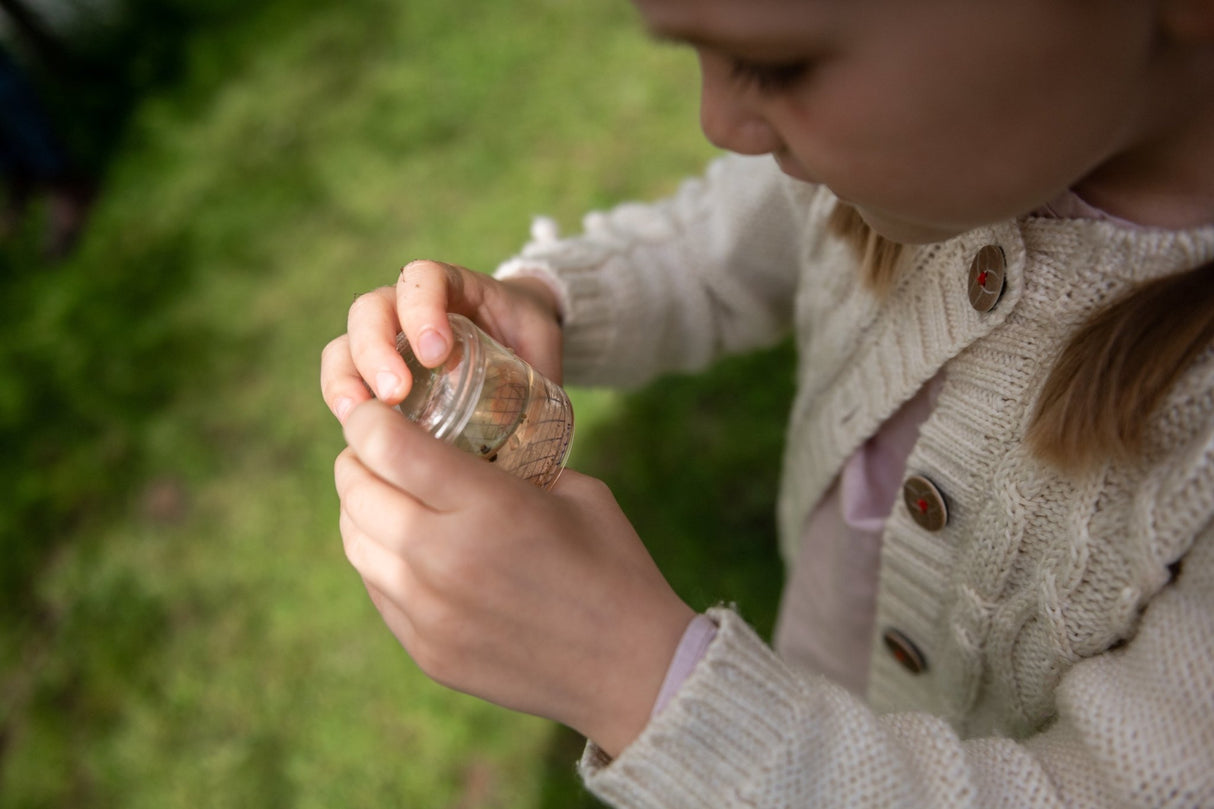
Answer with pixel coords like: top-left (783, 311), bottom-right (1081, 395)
top-left (649, 191), bottom-right (1136, 719)
top-left (771, 374), bottom-right (942, 694)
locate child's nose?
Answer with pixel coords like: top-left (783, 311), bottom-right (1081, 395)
top-left (697, 62), bottom-right (783, 156)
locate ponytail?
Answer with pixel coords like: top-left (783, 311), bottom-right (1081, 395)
top-left (1026, 261), bottom-right (1214, 472)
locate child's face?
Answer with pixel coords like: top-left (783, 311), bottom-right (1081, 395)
top-left (633, 0), bottom-right (1157, 242)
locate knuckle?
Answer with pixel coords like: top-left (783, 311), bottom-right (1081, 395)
top-left (352, 413), bottom-right (401, 466)
top-left (337, 478), bottom-right (412, 549)
top-left (320, 375), bottom-right (356, 409)
top-left (340, 478), bottom-right (373, 524)
top-left (319, 337), bottom-right (355, 386)
top-left (332, 450), bottom-right (354, 494)
top-left (363, 500), bottom-right (418, 556)
top-left (414, 542), bottom-right (471, 595)
top-left (320, 334), bottom-right (348, 362)
top-left (399, 260), bottom-right (440, 287)
top-left (571, 473), bottom-right (612, 501)
top-left (400, 259), bottom-right (467, 299)
top-left (346, 294), bottom-right (375, 321)
top-left (339, 513), bottom-right (367, 569)
top-left (378, 429), bottom-right (448, 489)
top-left (441, 262), bottom-right (466, 291)
top-left (341, 532), bottom-right (361, 569)
top-left (361, 425), bottom-right (410, 476)
top-left (347, 286), bottom-right (392, 321)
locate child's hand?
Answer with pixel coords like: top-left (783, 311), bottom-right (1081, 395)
top-left (335, 399), bottom-right (696, 757)
top-left (321, 260), bottom-right (562, 423)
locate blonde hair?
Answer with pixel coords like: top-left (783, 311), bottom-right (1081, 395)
top-left (1026, 264), bottom-right (1214, 471)
top-left (827, 202), bottom-right (904, 293)
top-left (828, 202), bottom-right (1214, 473)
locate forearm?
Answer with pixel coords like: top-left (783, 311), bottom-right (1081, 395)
top-left (495, 154), bottom-right (809, 388)
top-left (583, 580), bottom-right (1214, 809)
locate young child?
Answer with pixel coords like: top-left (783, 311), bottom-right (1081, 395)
top-left (320, 0), bottom-right (1214, 805)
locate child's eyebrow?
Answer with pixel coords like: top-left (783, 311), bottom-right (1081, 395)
top-left (645, 27), bottom-right (770, 57)
top-left (644, 26), bottom-right (708, 48)
top-left (642, 21), bottom-right (820, 58)
top-left (635, 0), bottom-right (833, 52)
top-left (637, 10), bottom-right (757, 50)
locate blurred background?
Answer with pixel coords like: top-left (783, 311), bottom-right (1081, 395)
top-left (0, 0), bottom-right (793, 806)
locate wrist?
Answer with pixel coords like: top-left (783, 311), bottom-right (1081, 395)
top-left (581, 599), bottom-right (697, 759)
top-left (651, 613), bottom-right (718, 717)
top-left (500, 273), bottom-right (565, 326)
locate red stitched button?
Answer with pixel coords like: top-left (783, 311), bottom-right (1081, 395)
top-left (903, 475), bottom-right (948, 531)
top-left (883, 627), bottom-right (927, 674)
top-left (967, 244), bottom-right (1006, 313)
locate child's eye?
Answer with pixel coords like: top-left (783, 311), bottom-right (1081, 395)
top-left (729, 57), bottom-right (811, 94)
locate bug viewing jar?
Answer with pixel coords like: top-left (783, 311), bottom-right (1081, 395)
top-left (394, 314), bottom-right (574, 490)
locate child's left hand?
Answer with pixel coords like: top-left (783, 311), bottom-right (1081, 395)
top-left (334, 399), bottom-right (696, 758)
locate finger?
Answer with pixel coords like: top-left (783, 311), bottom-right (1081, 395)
top-left (339, 507), bottom-right (423, 651)
top-left (334, 446), bottom-right (432, 556)
top-left (320, 334), bottom-right (372, 423)
top-left (339, 504), bottom-right (377, 577)
top-left (343, 398), bottom-right (500, 510)
top-left (347, 285), bottom-right (411, 404)
top-left (514, 323), bottom-right (564, 387)
top-left (341, 509), bottom-right (457, 684)
top-left (497, 276), bottom-right (565, 383)
top-left (396, 260), bottom-right (470, 368)
top-left (339, 505), bottom-right (411, 593)
top-left (545, 466), bottom-right (594, 497)
top-left (357, 543), bottom-right (495, 697)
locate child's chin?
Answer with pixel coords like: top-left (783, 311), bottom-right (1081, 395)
top-left (855, 206), bottom-right (966, 246)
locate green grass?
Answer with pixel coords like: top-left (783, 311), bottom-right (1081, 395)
top-left (0, 1), bottom-right (791, 806)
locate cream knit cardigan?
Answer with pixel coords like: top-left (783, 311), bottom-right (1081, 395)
top-left (495, 155), bottom-right (1214, 808)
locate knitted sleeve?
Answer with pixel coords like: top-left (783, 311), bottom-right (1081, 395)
top-left (580, 523), bottom-right (1214, 808)
top-left (494, 154), bottom-right (817, 388)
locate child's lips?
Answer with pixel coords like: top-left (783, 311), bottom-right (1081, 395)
top-left (773, 153), bottom-right (854, 205)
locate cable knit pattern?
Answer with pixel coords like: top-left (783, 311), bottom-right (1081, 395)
top-left (494, 154), bottom-right (1214, 808)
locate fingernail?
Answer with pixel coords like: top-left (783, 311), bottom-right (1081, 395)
top-left (416, 329), bottom-right (448, 367)
top-left (335, 397), bottom-right (354, 422)
top-left (376, 371), bottom-right (401, 400)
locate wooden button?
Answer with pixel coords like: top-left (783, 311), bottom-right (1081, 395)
top-left (967, 244), bottom-right (1006, 312)
top-left (883, 628), bottom-right (927, 674)
top-left (903, 474), bottom-right (948, 531)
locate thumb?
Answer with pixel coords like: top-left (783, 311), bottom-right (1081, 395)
top-left (343, 399), bottom-right (484, 510)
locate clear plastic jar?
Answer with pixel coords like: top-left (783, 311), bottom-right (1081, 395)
top-left (394, 314), bottom-right (574, 489)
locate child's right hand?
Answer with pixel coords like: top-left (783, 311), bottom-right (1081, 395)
top-left (320, 259), bottom-right (563, 424)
